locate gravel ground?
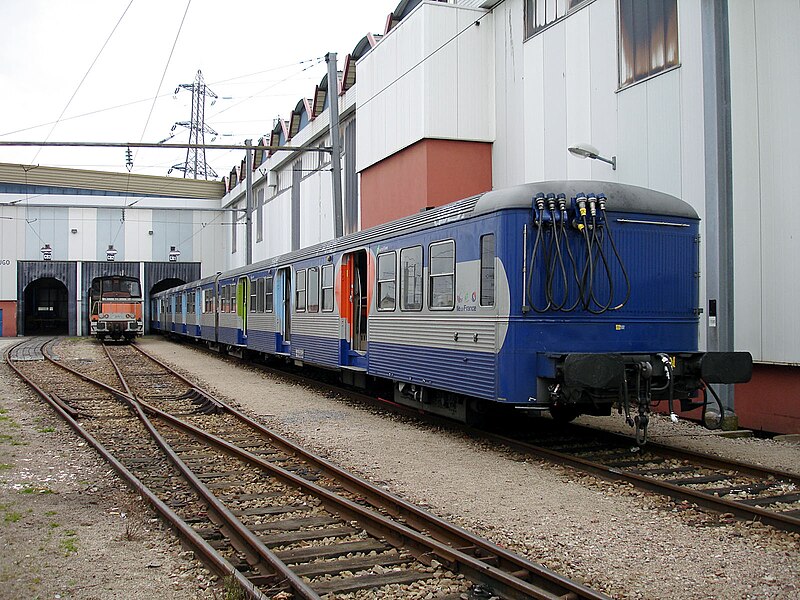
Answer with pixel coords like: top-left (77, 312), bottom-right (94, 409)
top-left (2, 335), bottom-right (799, 599)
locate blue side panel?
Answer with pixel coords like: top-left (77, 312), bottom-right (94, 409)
top-left (246, 328), bottom-right (280, 355)
top-left (291, 333), bottom-right (340, 368)
top-left (181, 324), bottom-right (187, 334)
top-left (368, 341), bottom-right (497, 400)
top-left (192, 325), bottom-right (201, 338)
top-left (200, 325), bottom-right (215, 342)
top-left (218, 326), bottom-right (239, 346)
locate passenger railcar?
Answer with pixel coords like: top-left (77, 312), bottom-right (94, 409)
top-left (152, 182), bottom-right (752, 442)
top-left (89, 275), bottom-right (144, 341)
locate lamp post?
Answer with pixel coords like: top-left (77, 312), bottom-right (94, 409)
top-left (568, 143), bottom-right (616, 170)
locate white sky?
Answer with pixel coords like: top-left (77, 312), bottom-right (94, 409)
top-left (0, 0), bottom-right (397, 178)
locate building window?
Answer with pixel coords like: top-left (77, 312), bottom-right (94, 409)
top-left (265, 276), bottom-right (274, 312)
top-left (308, 267), bottom-right (320, 313)
top-left (429, 241), bottom-right (455, 310)
top-left (321, 264), bottom-right (334, 312)
top-left (618, 0), bottom-right (679, 87)
top-left (480, 234), bottom-right (496, 307)
top-left (400, 246), bottom-right (423, 311)
top-left (524, 0), bottom-right (590, 39)
top-left (296, 269), bottom-right (306, 312)
top-left (231, 211), bottom-right (237, 254)
top-left (256, 188), bottom-right (264, 242)
top-left (377, 251), bottom-right (396, 311)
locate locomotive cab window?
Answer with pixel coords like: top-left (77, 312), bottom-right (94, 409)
top-left (429, 240), bottom-right (455, 310)
top-left (377, 251), bottom-right (396, 311)
top-left (481, 234), bottom-right (496, 307)
top-left (400, 246), bottom-right (423, 311)
top-left (265, 276), bottom-right (274, 312)
top-left (321, 265), bottom-right (334, 312)
top-left (308, 267), bottom-right (320, 313)
top-left (296, 269), bottom-right (307, 312)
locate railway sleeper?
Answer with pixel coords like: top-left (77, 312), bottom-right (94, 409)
top-left (312, 570), bottom-right (432, 596)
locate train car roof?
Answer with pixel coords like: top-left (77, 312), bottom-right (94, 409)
top-left (155, 181), bottom-right (697, 296)
top-left (473, 181), bottom-right (698, 219)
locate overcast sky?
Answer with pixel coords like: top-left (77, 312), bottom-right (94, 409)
top-left (0, 0), bottom-right (396, 179)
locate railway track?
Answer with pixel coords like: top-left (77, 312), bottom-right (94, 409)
top-left (7, 337), bottom-right (607, 600)
top-left (220, 346), bottom-right (800, 535)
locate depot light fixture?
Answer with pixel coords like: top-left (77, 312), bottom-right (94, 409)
top-left (106, 244), bottom-right (117, 262)
top-left (568, 142), bottom-right (616, 170)
top-left (40, 243), bottom-right (52, 261)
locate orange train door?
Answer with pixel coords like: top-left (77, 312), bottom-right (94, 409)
top-left (340, 250), bottom-right (370, 367)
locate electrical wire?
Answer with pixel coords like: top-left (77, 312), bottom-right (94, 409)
top-left (30, 1), bottom-right (134, 164)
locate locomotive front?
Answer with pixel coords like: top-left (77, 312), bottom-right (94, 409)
top-left (486, 182), bottom-right (752, 443)
top-left (89, 276), bottom-right (144, 341)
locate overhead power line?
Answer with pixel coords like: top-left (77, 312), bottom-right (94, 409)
top-left (0, 140), bottom-right (332, 153)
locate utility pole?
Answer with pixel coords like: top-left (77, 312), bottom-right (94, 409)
top-left (245, 138), bottom-right (253, 265)
top-left (326, 53), bottom-right (344, 239)
top-left (169, 70), bottom-right (219, 179)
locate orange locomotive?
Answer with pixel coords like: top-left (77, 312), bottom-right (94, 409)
top-left (89, 276), bottom-right (144, 341)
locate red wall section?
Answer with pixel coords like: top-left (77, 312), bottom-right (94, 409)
top-left (0, 301), bottom-right (18, 337)
top-left (735, 364), bottom-right (800, 434)
top-left (360, 139), bottom-right (492, 229)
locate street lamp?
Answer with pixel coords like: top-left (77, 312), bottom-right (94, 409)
top-left (568, 142), bottom-right (616, 170)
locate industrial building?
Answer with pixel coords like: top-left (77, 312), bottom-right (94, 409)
top-left (1, 0), bottom-right (797, 433)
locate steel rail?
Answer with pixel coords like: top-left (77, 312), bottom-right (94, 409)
top-left (129, 343), bottom-right (607, 599)
top-left (221, 350), bottom-right (800, 534)
top-left (3, 339), bottom-right (268, 600)
top-left (34, 338), bottom-right (607, 599)
top-left (99, 344), bottom-right (322, 600)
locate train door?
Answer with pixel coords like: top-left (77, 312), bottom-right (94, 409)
top-left (237, 276), bottom-right (249, 342)
top-left (342, 250), bottom-right (368, 368)
top-left (275, 267), bottom-right (292, 352)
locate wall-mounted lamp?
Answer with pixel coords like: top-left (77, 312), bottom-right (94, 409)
top-left (148, 230), bottom-right (154, 236)
top-left (71, 228), bottom-right (78, 234)
top-left (41, 244), bottom-right (52, 261)
top-left (168, 246), bottom-right (181, 262)
top-left (568, 142), bottom-right (616, 170)
top-left (106, 244), bottom-right (117, 262)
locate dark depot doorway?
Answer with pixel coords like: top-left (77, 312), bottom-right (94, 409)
top-left (24, 277), bottom-right (69, 335)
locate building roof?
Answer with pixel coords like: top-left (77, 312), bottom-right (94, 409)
top-left (0, 162), bottom-right (225, 200)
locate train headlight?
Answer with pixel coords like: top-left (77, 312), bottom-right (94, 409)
top-left (101, 313), bottom-right (109, 319)
top-left (126, 313), bottom-right (134, 319)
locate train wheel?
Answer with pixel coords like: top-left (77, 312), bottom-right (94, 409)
top-left (549, 404), bottom-right (580, 423)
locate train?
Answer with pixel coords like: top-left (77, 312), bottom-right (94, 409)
top-left (89, 275), bottom-right (144, 341)
top-left (151, 181), bottom-right (752, 443)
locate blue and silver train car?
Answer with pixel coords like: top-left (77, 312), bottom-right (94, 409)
top-left (152, 182), bottom-right (751, 441)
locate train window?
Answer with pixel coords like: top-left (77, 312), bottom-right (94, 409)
top-left (400, 246), bottom-right (423, 311)
top-left (321, 265), bottom-right (334, 312)
top-left (296, 269), bottom-right (307, 312)
top-left (230, 284), bottom-right (237, 313)
top-left (250, 279), bottom-right (258, 313)
top-left (265, 276), bottom-right (274, 312)
top-left (221, 286), bottom-right (227, 313)
top-left (480, 234), bottom-right (496, 307)
top-left (255, 278), bottom-right (264, 313)
top-left (377, 251), bottom-right (396, 311)
top-left (429, 240), bottom-right (455, 310)
top-left (308, 267), bottom-right (320, 313)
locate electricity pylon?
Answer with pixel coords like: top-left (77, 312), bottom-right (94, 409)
top-left (168, 70), bottom-right (218, 179)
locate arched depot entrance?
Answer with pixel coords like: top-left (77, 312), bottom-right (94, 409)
top-left (23, 278), bottom-right (69, 335)
top-left (150, 278), bottom-right (185, 295)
